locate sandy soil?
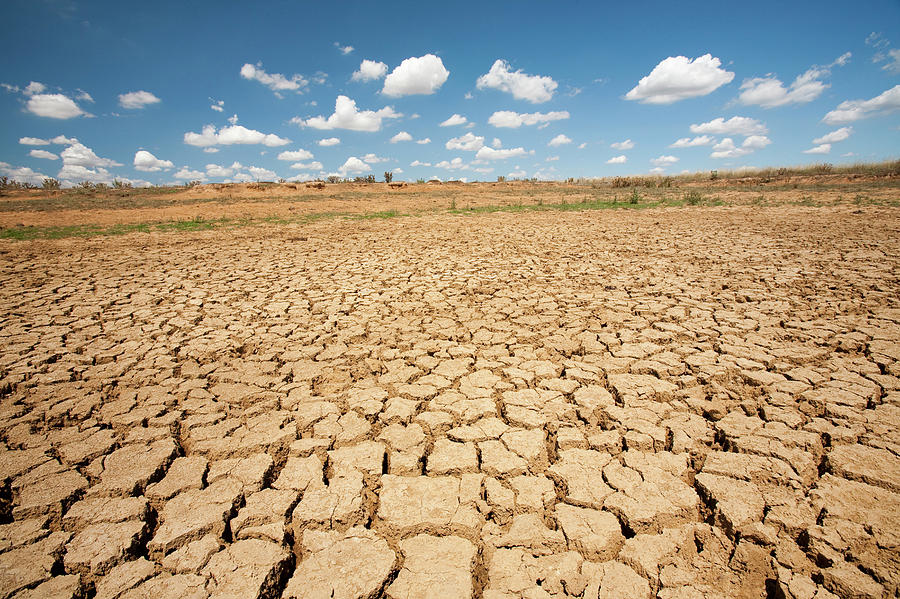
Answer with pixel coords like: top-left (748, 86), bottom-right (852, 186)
top-left (0, 204), bottom-right (899, 598)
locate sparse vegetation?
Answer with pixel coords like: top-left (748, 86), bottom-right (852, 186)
top-left (384, 171), bottom-right (393, 184)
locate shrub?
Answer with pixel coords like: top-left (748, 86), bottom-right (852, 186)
top-left (629, 188), bottom-right (641, 204)
top-left (684, 190), bottom-right (704, 205)
top-left (42, 178), bottom-right (60, 190)
top-left (497, 176), bottom-right (506, 182)
top-left (384, 171), bottom-right (393, 183)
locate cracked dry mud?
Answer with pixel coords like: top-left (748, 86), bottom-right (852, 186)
top-left (0, 204), bottom-right (899, 599)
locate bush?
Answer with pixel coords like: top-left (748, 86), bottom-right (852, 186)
top-left (684, 190), bottom-right (704, 205)
top-left (384, 171), bottom-right (393, 183)
top-left (629, 188), bottom-right (641, 204)
top-left (497, 176), bottom-right (506, 182)
top-left (42, 178), bottom-right (60, 190)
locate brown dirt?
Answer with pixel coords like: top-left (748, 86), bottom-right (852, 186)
top-left (0, 201), bottom-right (899, 598)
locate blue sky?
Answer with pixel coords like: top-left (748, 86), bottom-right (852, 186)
top-left (1, 0), bottom-right (898, 186)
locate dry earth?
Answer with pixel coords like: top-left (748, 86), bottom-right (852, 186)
top-left (0, 204), bottom-right (899, 598)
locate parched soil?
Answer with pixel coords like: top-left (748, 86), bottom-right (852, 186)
top-left (0, 204), bottom-right (899, 598)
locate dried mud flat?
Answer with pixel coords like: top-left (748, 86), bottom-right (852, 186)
top-left (0, 204), bottom-right (898, 599)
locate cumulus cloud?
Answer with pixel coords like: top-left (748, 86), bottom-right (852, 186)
top-left (318, 137), bottom-right (340, 146)
top-left (410, 160), bottom-right (431, 167)
top-left (390, 131), bottom-right (413, 143)
top-left (738, 68), bottom-right (828, 108)
top-left (277, 149), bottom-right (314, 161)
top-left (300, 95), bottom-right (401, 132)
top-left (247, 166), bottom-right (277, 180)
top-left (435, 157), bottom-right (466, 170)
top-left (709, 136), bottom-right (770, 159)
top-left (487, 110), bottom-right (569, 128)
top-left (670, 135), bottom-right (714, 148)
top-left (0, 162), bottom-right (50, 186)
top-left (19, 137), bottom-right (49, 145)
top-left (446, 132), bottom-right (484, 151)
top-left (29, 149), bottom-right (58, 160)
top-left (690, 116), bottom-right (767, 136)
top-left (548, 134), bottom-right (572, 147)
top-left (476, 59), bottom-right (557, 103)
top-left (26, 93), bottom-right (87, 119)
top-left (440, 114), bottom-right (468, 127)
top-left (240, 63), bottom-right (307, 94)
top-left (335, 43), bottom-right (354, 55)
top-left (23, 81), bottom-right (46, 95)
top-left (822, 85), bottom-right (900, 124)
top-left (610, 139), bottom-right (634, 150)
top-left (61, 143), bottom-right (121, 168)
top-left (289, 161), bottom-right (323, 171)
top-left (174, 167), bottom-right (207, 181)
top-left (803, 143), bottom-right (831, 154)
top-left (51, 135), bottom-right (78, 145)
top-left (382, 54), bottom-right (449, 97)
top-left (133, 150), bottom-right (174, 172)
top-left (606, 155), bottom-right (627, 164)
top-left (352, 59), bottom-right (388, 82)
top-left (205, 163), bottom-right (233, 178)
top-left (211, 99), bottom-right (224, 112)
top-left (339, 156), bottom-right (370, 175)
top-left (184, 124), bottom-right (290, 147)
top-left (416, 138), bottom-right (431, 145)
top-left (625, 54), bottom-right (734, 104)
top-left (118, 90), bottom-right (161, 109)
top-left (813, 127), bottom-right (852, 145)
top-left (651, 155), bottom-right (679, 166)
top-left (362, 153), bottom-right (389, 164)
top-left (475, 146), bottom-right (529, 161)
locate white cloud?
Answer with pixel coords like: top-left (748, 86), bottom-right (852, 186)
top-left (651, 155), bottom-right (679, 166)
top-left (339, 156), bottom-right (370, 175)
top-left (76, 90), bottom-right (93, 103)
top-left (416, 138), bottom-right (431, 144)
top-left (548, 134), bottom-right (572, 147)
top-left (277, 149), bottom-right (314, 161)
top-left (318, 137), bottom-right (340, 146)
top-left (57, 164), bottom-right (116, 185)
top-left (822, 85), bottom-right (900, 124)
top-left (577, 143), bottom-right (587, 149)
top-left (738, 68), bottom-right (828, 108)
top-left (487, 110), bottom-right (569, 128)
top-left (205, 164), bottom-right (232, 178)
top-left (336, 43), bottom-right (354, 55)
top-left (227, 114), bottom-right (238, 125)
top-left (118, 90), bottom-right (161, 109)
top-left (440, 114), bottom-right (468, 127)
top-left (803, 143), bottom-right (831, 154)
top-left (29, 149), bottom-right (58, 160)
top-left (23, 81), bottom-right (46, 95)
top-left (240, 63), bottom-right (307, 94)
top-left (546, 155), bottom-right (559, 161)
top-left (508, 169), bottom-right (527, 178)
top-left (133, 150), bottom-right (173, 172)
top-left (464, 92), bottom-right (473, 100)
top-left (286, 173), bottom-right (314, 182)
top-left (492, 138), bottom-right (502, 149)
top-left (880, 48), bottom-right (900, 73)
top-left (606, 155), bottom-right (627, 164)
top-left (19, 137), bottom-right (49, 145)
top-left (390, 131), bottom-right (413, 143)
top-left (813, 127), bottom-right (852, 145)
top-left (435, 157), bottom-right (466, 170)
top-left (203, 148), bottom-right (219, 153)
top-left (831, 52), bottom-right (852, 67)
top-left (174, 167), bottom-right (207, 181)
top-left (475, 146), bottom-right (529, 161)
top-left (211, 99), bottom-right (224, 112)
top-left (0, 162), bottom-right (50, 186)
top-left (610, 139), bottom-right (634, 150)
top-left (352, 59), bottom-right (388, 82)
top-left (476, 59), bottom-right (557, 103)
top-left (649, 167), bottom-right (666, 174)
top-left (709, 136), bottom-right (768, 159)
top-left (301, 95), bottom-right (401, 131)
top-left (289, 161), bottom-right (323, 171)
top-left (625, 54), bottom-right (734, 104)
top-left (382, 54), bottom-right (449, 97)
top-left (247, 166), bottom-right (277, 180)
top-left (690, 116), bottom-right (767, 136)
top-left (446, 132), bottom-right (484, 151)
top-left (61, 143), bottom-right (121, 168)
top-left (362, 153), bottom-right (389, 164)
top-left (51, 135), bottom-right (78, 145)
top-left (742, 135), bottom-right (771, 150)
top-left (670, 135), bottom-right (713, 148)
top-left (410, 160), bottom-right (431, 167)
top-left (184, 124), bottom-right (290, 147)
top-left (26, 93), bottom-right (86, 119)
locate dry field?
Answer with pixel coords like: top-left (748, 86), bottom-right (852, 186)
top-left (0, 179), bottom-right (899, 598)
